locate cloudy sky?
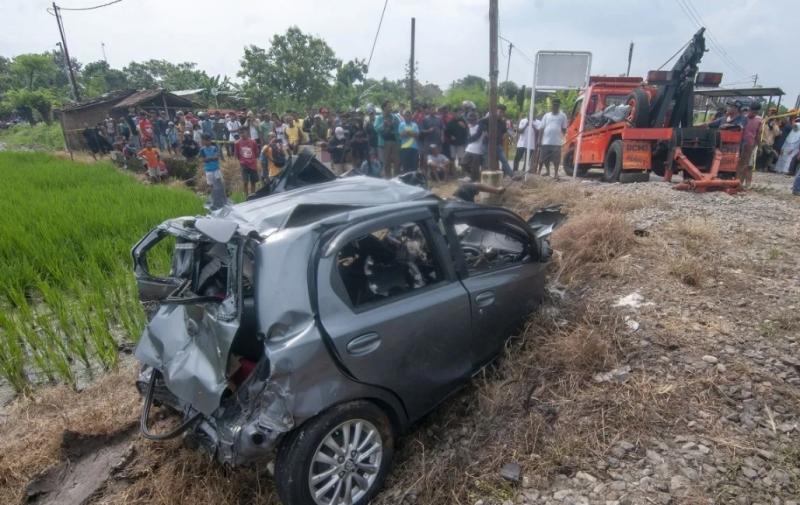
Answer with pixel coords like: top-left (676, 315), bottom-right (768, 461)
top-left (2, 0), bottom-right (796, 103)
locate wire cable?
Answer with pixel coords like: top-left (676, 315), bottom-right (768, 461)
top-left (499, 35), bottom-right (534, 65)
top-left (674, 0), bottom-right (750, 79)
top-left (55, 0), bottom-right (123, 11)
top-left (657, 39), bottom-right (690, 70)
top-left (366, 0), bottom-right (389, 72)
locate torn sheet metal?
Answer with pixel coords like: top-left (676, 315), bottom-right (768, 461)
top-left (135, 302), bottom-right (239, 416)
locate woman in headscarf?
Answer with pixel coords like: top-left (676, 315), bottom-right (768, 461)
top-left (776, 118), bottom-right (800, 175)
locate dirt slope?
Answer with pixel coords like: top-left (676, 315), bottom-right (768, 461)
top-left (1, 172), bottom-right (798, 505)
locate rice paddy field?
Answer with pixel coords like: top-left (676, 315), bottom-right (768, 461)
top-left (0, 152), bottom-right (203, 392)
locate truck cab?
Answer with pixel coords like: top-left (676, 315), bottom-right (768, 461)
top-left (561, 28), bottom-right (743, 192)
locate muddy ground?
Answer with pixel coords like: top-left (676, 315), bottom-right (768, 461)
top-left (1, 171), bottom-right (799, 505)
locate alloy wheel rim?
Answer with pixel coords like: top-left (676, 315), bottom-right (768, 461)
top-left (308, 419), bottom-right (383, 505)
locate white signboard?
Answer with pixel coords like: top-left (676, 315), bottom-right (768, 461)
top-left (535, 51), bottom-right (592, 90)
top-left (524, 50), bottom-right (592, 178)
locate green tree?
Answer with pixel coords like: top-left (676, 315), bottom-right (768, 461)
top-left (10, 54), bottom-right (60, 90)
top-left (3, 88), bottom-right (58, 123)
top-left (238, 27), bottom-right (340, 109)
top-left (452, 74), bottom-right (487, 91)
top-left (121, 59), bottom-right (209, 91)
top-left (498, 81), bottom-right (519, 101)
top-left (82, 60), bottom-right (130, 98)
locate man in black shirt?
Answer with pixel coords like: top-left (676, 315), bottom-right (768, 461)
top-left (453, 176), bottom-right (505, 202)
top-left (445, 107), bottom-right (469, 169)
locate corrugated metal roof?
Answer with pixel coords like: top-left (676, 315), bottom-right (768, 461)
top-left (113, 89), bottom-right (196, 109)
top-left (58, 89), bottom-right (136, 112)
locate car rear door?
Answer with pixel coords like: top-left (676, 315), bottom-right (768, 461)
top-left (315, 208), bottom-right (474, 418)
top-left (443, 208), bottom-right (547, 368)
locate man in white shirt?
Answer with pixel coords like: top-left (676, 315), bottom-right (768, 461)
top-left (537, 98), bottom-right (569, 179)
top-left (514, 116), bottom-right (538, 172)
top-left (426, 144), bottom-right (451, 182)
top-left (461, 112), bottom-right (484, 180)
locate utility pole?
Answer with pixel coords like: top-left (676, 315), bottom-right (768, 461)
top-left (101, 42), bottom-right (108, 63)
top-left (505, 41), bottom-right (512, 82)
top-left (52, 2), bottom-right (81, 102)
top-left (626, 42), bottom-right (634, 77)
top-left (487, 0), bottom-right (499, 173)
top-left (752, 74), bottom-right (758, 87)
top-left (409, 17), bottom-right (416, 108)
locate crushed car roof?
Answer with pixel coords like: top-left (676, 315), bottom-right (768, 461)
top-left (216, 176), bottom-right (436, 235)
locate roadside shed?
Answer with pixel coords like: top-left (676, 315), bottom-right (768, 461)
top-left (56, 89), bottom-right (198, 152)
top-left (56, 90), bottom-right (135, 151)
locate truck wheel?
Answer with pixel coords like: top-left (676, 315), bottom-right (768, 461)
top-left (626, 88), bottom-right (650, 127)
top-left (619, 171), bottom-right (650, 183)
top-left (275, 401), bottom-right (394, 505)
top-left (603, 140), bottom-right (624, 182)
top-left (562, 149), bottom-right (589, 177)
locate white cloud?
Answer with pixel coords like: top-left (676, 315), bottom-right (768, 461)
top-left (0, 0), bottom-right (796, 102)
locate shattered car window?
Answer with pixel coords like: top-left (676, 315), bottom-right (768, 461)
top-left (336, 222), bottom-right (442, 307)
top-left (454, 217), bottom-right (529, 274)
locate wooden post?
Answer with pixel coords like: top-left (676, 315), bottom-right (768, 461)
top-left (487, 0), bottom-right (499, 173)
top-left (409, 18), bottom-right (416, 108)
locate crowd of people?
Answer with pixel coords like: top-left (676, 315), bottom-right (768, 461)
top-left (81, 94), bottom-right (800, 203)
top-left (80, 100), bottom-right (568, 203)
top-left (707, 100), bottom-right (800, 194)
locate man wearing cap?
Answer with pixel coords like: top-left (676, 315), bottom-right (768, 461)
top-left (709, 102), bottom-right (747, 130)
top-left (536, 98), bottom-right (568, 179)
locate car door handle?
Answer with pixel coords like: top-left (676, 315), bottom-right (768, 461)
top-left (475, 291), bottom-right (495, 308)
top-left (346, 332), bottom-right (381, 356)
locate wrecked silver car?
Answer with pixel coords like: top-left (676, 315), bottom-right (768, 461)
top-left (133, 176), bottom-right (554, 505)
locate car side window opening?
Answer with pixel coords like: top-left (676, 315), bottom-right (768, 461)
top-left (453, 216), bottom-right (530, 274)
top-left (335, 221), bottom-right (443, 307)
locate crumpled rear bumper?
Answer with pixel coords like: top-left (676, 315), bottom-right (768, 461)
top-left (137, 366), bottom-right (294, 467)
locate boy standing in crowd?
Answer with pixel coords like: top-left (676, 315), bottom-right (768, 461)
top-left (199, 134), bottom-right (227, 210)
top-left (235, 127), bottom-right (259, 195)
top-left (137, 140), bottom-right (161, 183)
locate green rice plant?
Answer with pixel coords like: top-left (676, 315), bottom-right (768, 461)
top-left (0, 152), bottom-right (203, 391)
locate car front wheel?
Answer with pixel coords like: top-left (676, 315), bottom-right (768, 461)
top-left (275, 401), bottom-right (394, 505)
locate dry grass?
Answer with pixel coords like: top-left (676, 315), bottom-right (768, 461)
top-left (551, 211), bottom-right (636, 282)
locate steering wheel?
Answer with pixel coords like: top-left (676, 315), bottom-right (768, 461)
top-left (460, 244), bottom-right (482, 258)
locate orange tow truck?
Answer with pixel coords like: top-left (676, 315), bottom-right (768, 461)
top-left (562, 28), bottom-right (743, 193)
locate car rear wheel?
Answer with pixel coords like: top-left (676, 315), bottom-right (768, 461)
top-left (275, 401), bottom-right (394, 505)
top-left (603, 140), bottom-right (624, 182)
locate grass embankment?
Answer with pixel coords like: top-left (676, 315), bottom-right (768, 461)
top-left (0, 123), bottom-right (63, 151)
top-left (0, 152), bottom-right (203, 391)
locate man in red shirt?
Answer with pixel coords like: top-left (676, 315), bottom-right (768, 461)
top-left (235, 127), bottom-right (260, 194)
top-left (739, 103), bottom-right (762, 188)
top-left (138, 112), bottom-right (154, 144)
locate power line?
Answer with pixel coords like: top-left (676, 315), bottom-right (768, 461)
top-left (55, 0), bottom-right (122, 11)
top-left (366, 0), bottom-right (389, 72)
top-left (674, 0), bottom-right (750, 79)
top-left (498, 35), bottom-right (534, 65)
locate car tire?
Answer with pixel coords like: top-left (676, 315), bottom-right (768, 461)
top-left (562, 149), bottom-right (590, 177)
top-left (603, 140), bottom-right (624, 182)
top-left (275, 401), bottom-right (394, 505)
top-left (626, 88), bottom-right (650, 127)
